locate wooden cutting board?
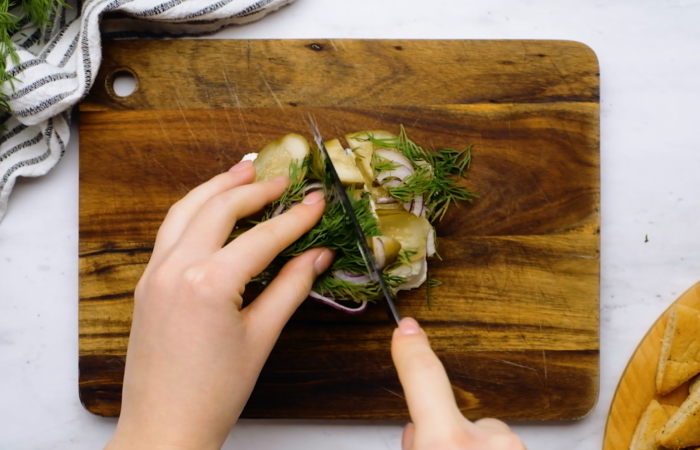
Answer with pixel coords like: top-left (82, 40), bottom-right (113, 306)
top-left (603, 282), bottom-right (700, 450)
top-left (78, 39), bottom-right (600, 420)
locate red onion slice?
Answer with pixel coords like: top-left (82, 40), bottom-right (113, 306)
top-left (411, 194), bottom-right (424, 216)
top-left (377, 165), bottom-right (413, 184)
top-left (271, 203), bottom-right (287, 217)
top-left (375, 149), bottom-right (413, 171)
top-left (304, 182), bottom-right (323, 193)
top-left (381, 179), bottom-right (403, 189)
top-left (402, 195), bottom-right (424, 216)
top-left (333, 270), bottom-right (372, 285)
top-left (308, 290), bottom-right (368, 314)
top-left (376, 197), bottom-right (397, 204)
top-left (373, 237), bottom-right (386, 269)
top-left (426, 228), bottom-right (437, 257)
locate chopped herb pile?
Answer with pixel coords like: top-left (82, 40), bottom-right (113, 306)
top-left (367, 126), bottom-right (476, 222)
top-left (245, 126), bottom-right (476, 305)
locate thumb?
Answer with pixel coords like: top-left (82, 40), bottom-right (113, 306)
top-left (243, 247), bottom-right (334, 346)
top-left (392, 318), bottom-right (464, 436)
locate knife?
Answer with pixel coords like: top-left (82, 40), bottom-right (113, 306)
top-left (307, 114), bottom-right (402, 326)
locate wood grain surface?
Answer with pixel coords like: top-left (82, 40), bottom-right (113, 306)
top-left (603, 282), bottom-right (700, 450)
top-left (79, 39), bottom-right (600, 420)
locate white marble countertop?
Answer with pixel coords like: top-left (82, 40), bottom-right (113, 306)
top-left (2, 1), bottom-right (700, 449)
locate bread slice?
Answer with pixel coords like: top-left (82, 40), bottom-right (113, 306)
top-left (661, 405), bottom-right (679, 416)
top-left (630, 400), bottom-right (678, 450)
top-left (656, 304), bottom-right (700, 395)
top-left (657, 386), bottom-right (700, 449)
top-left (690, 374), bottom-right (700, 394)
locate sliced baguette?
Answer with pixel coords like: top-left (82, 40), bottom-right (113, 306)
top-left (656, 304), bottom-right (700, 395)
top-left (690, 374), bottom-right (700, 394)
top-left (661, 405), bottom-right (679, 416)
top-left (630, 400), bottom-right (677, 450)
top-left (657, 386), bottom-right (700, 449)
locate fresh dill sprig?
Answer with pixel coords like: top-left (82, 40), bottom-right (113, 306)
top-left (428, 278), bottom-right (443, 287)
top-left (282, 194), bottom-right (380, 258)
top-left (366, 126), bottom-right (477, 222)
top-left (0, 0), bottom-right (69, 117)
top-left (427, 275), bottom-right (443, 310)
top-left (0, 2), bottom-right (19, 113)
top-left (20, 0), bottom-right (68, 32)
top-left (396, 249), bottom-right (417, 266)
top-left (255, 184), bottom-right (385, 303)
top-left (261, 158), bottom-right (310, 221)
top-left (252, 148), bottom-right (391, 304)
top-left (380, 248), bottom-right (417, 289)
top-left (371, 153), bottom-right (400, 173)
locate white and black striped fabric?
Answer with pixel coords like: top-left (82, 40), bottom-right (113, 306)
top-left (0, 0), bottom-right (294, 222)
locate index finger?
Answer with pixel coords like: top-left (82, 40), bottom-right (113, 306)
top-left (391, 318), bottom-right (464, 434)
top-left (212, 189), bottom-right (327, 288)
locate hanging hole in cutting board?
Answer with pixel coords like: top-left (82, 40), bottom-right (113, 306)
top-left (108, 69), bottom-right (138, 98)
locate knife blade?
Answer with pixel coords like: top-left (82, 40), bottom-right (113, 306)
top-left (307, 114), bottom-right (402, 326)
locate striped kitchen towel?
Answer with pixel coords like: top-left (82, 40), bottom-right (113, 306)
top-left (0, 0), bottom-right (295, 222)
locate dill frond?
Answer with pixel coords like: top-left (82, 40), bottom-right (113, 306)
top-left (427, 275), bottom-right (443, 310)
top-left (262, 158), bottom-right (310, 221)
top-left (366, 128), bottom-right (477, 222)
top-left (20, 0), bottom-right (67, 31)
top-left (371, 153), bottom-right (400, 173)
top-left (0, 0), bottom-right (69, 117)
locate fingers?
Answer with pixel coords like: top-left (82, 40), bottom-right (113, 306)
top-left (391, 318), bottom-right (463, 434)
top-left (176, 177), bottom-right (290, 256)
top-left (393, 319), bottom-right (526, 450)
top-left (402, 423), bottom-right (415, 450)
top-left (473, 419), bottom-right (527, 450)
top-left (214, 190), bottom-right (326, 286)
top-left (154, 161), bottom-right (255, 253)
top-left (474, 418), bottom-right (512, 434)
top-left (243, 247), bottom-right (334, 349)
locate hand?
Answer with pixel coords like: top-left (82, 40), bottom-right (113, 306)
top-left (106, 160), bottom-right (333, 450)
top-left (392, 318), bottom-right (527, 450)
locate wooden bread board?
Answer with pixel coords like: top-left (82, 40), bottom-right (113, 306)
top-left (603, 281), bottom-right (700, 449)
top-left (78, 39), bottom-right (600, 420)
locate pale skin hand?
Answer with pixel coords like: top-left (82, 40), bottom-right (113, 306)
top-left (392, 318), bottom-right (527, 450)
top-left (106, 160), bottom-right (333, 450)
top-left (106, 160), bottom-right (526, 450)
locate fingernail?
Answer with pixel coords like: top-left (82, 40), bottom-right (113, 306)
top-left (302, 190), bottom-right (325, 205)
top-left (398, 317), bottom-right (421, 335)
top-left (313, 248), bottom-right (334, 276)
top-left (229, 160), bottom-right (253, 172)
top-left (271, 176), bottom-right (289, 183)
top-left (402, 423), bottom-right (415, 450)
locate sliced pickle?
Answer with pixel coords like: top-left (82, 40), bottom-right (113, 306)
top-left (365, 184), bottom-right (402, 211)
top-left (376, 210), bottom-right (433, 261)
top-left (368, 235), bottom-right (402, 268)
top-left (392, 257), bottom-right (428, 291)
top-left (346, 130), bottom-right (399, 182)
top-left (324, 139), bottom-right (365, 186)
top-left (253, 133), bottom-right (310, 182)
top-left (375, 202), bottom-right (404, 211)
